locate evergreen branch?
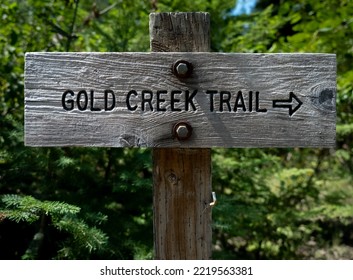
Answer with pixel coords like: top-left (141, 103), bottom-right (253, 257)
top-left (0, 194), bottom-right (80, 222)
top-left (1, 209), bottom-right (39, 223)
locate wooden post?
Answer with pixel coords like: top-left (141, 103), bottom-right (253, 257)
top-left (150, 13), bottom-right (212, 259)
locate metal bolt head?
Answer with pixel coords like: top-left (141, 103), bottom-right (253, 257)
top-left (176, 125), bottom-right (189, 138)
top-left (176, 63), bottom-right (189, 76)
top-left (172, 60), bottom-right (193, 78)
top-left (173, 122), bottom-right (193, 141)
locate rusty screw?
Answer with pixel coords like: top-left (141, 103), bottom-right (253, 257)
top-left (173, 122), bottom-right (193, 141)
top-left (172, 60), bottom-right (193, 78)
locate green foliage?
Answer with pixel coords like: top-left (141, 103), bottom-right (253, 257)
top-left (212, 148), bottom-right (353, 259)
top-left (1, 194), bottom-right (80, 223)
top-left (1, 0), bottom-right (353, 260)
top-left (0, 194), bottom-right (107, 259)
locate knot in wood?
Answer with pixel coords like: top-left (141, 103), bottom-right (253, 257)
top-left (167, 172), bottom-right (178, 184)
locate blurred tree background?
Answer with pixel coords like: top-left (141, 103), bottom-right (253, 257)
top-left (0, 0), bottom-right (352, 259)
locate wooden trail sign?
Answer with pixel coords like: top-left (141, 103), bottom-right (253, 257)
top-left (23, 12), bottom-right (337, 260)
top-left (25, 52), bottom-right (336, 148)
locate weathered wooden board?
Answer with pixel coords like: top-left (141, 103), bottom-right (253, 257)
top-left (24, 52), bottom-right (336, 147)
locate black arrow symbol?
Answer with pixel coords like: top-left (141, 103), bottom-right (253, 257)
top-left (272, 92), bottom-right (303, 116)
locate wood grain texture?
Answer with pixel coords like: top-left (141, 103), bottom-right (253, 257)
top-left (153, 148), bottom-right (212, 259)
top-left (25, 12), bottom-right (336, 148)
top-left (25, 51), bottom-right (336, 148)
top-left (150, 12), bottom-right (212, 260)
top-left (149, 12), bottom-right (210, 52)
